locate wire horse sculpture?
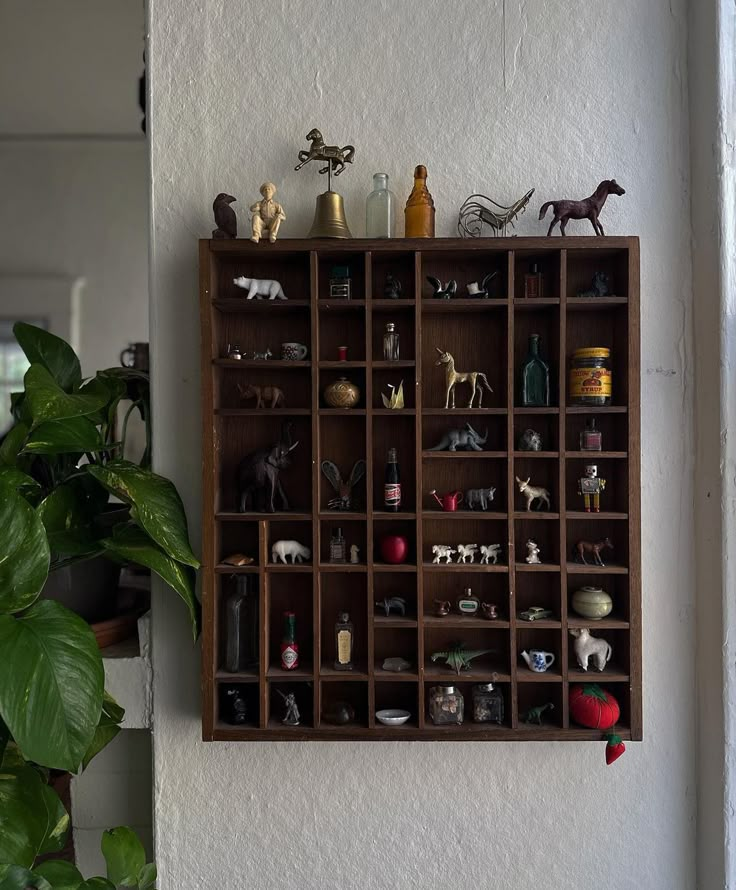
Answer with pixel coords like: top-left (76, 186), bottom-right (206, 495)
top-left (457, 188), bottom-right (535, 237)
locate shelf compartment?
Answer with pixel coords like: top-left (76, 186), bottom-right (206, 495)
top-left (267, 677), bottom-right (314, 729)
top-left (565, 455), bottom-right (629, 515)
top-left (372, 413), bottom-right (416, 511)
top-left (423, 456), bottom-right (507, 513)
top-left (217, 682), bottom-right (260, 730)
top-left (422, 516), bottom-right (507, 567)
top-left (318, 413), bottom-right (367, 513)
top-left (320, 572), bottom-right (368, 674)
top-left (373, 628), bottom-right (418, 676)
top-left (421, 299), bottom-right (508, 313)
top-left (420, 249), bottom-right (508, 301)
top-left (422, 412), bottom-right (506, 453)
top-left (565, 248), bottom-right (629, 300)
top-left (516, 684), bottom-right (564, 729)
top-left (515, 515), bottom-right (559, 566)
top-left (317, 252), bottom-right (366, 301)
top-left (422, 571), bottom-right (510, 621)
top-left (373, 572), bottom-right (417, 623)
top-left (217, 365), bottom-right (312, 413)
top-left (567, 572), bottom-right (630, 624)
top-left (319, 519), bottom-right (366, 567)
top-left (513, 249), bottom-right (561, 301)
top-left (514, 572), bottom-right (562, 622)
top-left (513, 303), bottom-right (560, 408)
top-left (319, 681), bottom-right (370, 730)
top-left (268, 573), bottom-right (313, 675)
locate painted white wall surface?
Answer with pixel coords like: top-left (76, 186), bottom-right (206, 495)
top-left (0, 0), bottom-right (144, 136)
top-left (148, 1), bottom-right (694, 887)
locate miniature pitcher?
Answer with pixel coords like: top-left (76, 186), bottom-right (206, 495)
top-left (520, 649), bottom-right (555, 673)
top-left (430, 490), bottom-right (464, 512)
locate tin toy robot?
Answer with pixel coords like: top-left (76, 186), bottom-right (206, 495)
top-left (578, 464), bottom-right (606, 513)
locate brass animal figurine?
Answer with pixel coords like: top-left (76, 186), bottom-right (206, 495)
top-left (435, 348), bottom-right (493, 409)
top-left (574, 537), bottom-right (614, 567)
top-left (515, 476), bottom-right (551, 512)
top-left (457, 189), bottom-right (535, 237)
top-left (294, 128), bottom-right (355, 178)
top-left (237, 383), bottom-right (285, 409)
top-left (539, 179), bottom-right (626, 236)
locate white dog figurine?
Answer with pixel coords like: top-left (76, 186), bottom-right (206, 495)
top-left (456, 544), bottom-right (478, 564)
top-left (233, 276), bottom-right (287, 300)
top-left (569, 627), bottom-right (612, 672)
top-left (432, 544), bottom-right (456, 564)
top-left (271, 540), bottom-right (311, 564)
top-left (480, 544), bottom-right (501, 565)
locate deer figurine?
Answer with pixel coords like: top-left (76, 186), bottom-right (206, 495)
top-left (515, 476), bottom-right (551, 511)
top-left (435, 348), bottom-right (493, 409)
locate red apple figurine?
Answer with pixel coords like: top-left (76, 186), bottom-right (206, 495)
top-left (380, 535), bottom-right (409, 564)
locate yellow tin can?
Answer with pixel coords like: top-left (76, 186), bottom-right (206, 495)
top-left (569, 347), bottom-right (612, 406)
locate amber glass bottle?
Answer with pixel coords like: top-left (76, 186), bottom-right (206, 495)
top-left (404, 165), bottom-right (435, 237)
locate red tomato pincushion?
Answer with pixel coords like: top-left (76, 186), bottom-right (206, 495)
top-left (569, 683), bottom-right (620, 729)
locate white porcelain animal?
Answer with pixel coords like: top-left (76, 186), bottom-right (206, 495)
top-left (515, 476), bottom-right (551, 511)
top-left (456, 544), bottom-right (478, 564)
top-left (480, 544), bottom-right (501, 565)
top-left (271, 540), bottom-right (311, 564)
top-left (432, 544), bottom-right (456, 564)
top-left (525, 540), bottom-right (541, 564)
top-left (569, 627), bottom-right (612, 672)
top-left (233, 276), bottom-right (287, 300)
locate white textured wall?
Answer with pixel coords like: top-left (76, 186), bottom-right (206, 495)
top-left (148, 2), bottom-right (695, 888)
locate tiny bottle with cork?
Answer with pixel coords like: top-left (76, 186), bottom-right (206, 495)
top-left (580, 417), bottom-right (603, 451)
top-left (329, 527), bottom-right (346, 563)
top-left (334, 611), bottom-right (354, 671)
top-left (524, 263), bottom-right (544, 299)
top-left (384, 447), bottom-right (401, 511)
top-left (383, 323), bottom-right (400, 361)
top-left (404, 165), bottom-right (435, 238)
top-left (280, 611), bottom-right (299, 671)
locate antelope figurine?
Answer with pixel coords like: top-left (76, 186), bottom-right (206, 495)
top-left (435, 348), bottom-right (493, 409)
top-left (515, 476), bottom-right (551, 512)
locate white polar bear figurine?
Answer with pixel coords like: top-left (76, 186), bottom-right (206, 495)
top-left (233, 276), bottom-right (287, 300)
top-left (271, 540), bottom-right (311, 564)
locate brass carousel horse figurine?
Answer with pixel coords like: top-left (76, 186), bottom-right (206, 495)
top-left (539, 179), bottom-right (626, 236)
top-left (295, 128), bottom-right (355, 189)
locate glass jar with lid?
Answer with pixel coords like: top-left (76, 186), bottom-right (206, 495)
top-left (429, 685), bottom-right (464, 725)
top-left (472, 682), bottom-right (504, 724)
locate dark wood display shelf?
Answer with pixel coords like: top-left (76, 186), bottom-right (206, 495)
top-left (200, 237), bottom-right (641, 741)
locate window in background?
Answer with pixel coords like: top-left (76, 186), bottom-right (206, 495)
top-left (0, 318), bottom-right (47, 434)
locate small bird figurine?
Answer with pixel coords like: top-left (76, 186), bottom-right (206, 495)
top-left (426, 276), bottom-right (457, 300)
top-left (212, 193), bottom-right (237, 239)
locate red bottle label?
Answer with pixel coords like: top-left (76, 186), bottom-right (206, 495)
top-left (384, 483), bottom-right (401, 507)
top-left (281, 643), bottom-right (299, 670)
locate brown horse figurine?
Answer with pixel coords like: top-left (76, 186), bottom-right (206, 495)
top-left (574, 537), bottom-right (614, 567)
top-left (539, 180), bottom-right (625, 236)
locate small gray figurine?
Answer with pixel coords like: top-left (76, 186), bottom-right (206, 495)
top-left (384, 274), bottom-right (402, 299)
top-left (278, 690), bottom-right (301, 726)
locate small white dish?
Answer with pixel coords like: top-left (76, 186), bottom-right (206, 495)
top-left (376, 709), bottom-right (411, 726)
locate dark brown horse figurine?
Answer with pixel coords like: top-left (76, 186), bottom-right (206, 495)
top-left (539, 180), bottom-right (625, 236)
top-left (574, 537), bottom-right (613, 567)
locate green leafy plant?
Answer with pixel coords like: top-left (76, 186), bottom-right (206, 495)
top-left (0, 324), bottom-right (200, 886)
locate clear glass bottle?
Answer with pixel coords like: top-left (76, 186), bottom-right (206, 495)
top-left (520, 333), bottom-right (551, 407)
top-left (329, 527), bottom-right (346, 563)
top-left (383, 323), bottom-right (400, 361)
top-left (366, 173), bottom-right (396, 238)
top-left (429, 685), bottom-right (464, 725)
top-left (472, 682), bottom-right (504, 724)
top-left (404, 165), bottom-right (435, 237)
top-left (334, 611), bottom-right (354, 671)
top-left (224, 574), bottom-right (259, 672)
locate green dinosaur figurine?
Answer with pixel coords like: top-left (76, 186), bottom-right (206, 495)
top-left (521, 702), bottom-right (555, 725)
top-left (430, 643), bottom-right (493, 675)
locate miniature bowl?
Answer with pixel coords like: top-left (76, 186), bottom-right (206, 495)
top-left (375, 709), bottom-right (411, 726)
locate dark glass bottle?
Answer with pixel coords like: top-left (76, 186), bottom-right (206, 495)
top-left (520, 334), bottom-right (551, 407)
top-left (384, 447), bottom-right (401, 511)
top-left (280, 611), bottom-right (299, 671)
top-left (225, 574), bottom-right (258, 672)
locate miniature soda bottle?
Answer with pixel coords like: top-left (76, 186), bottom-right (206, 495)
top-left (384, 447), bottom-right (401, 511)
top-left (366, 173), bottom-right (396, 238)
top-left (280, 611), bottom-right (299, 670)
top-left (404, 165), bottom-right (435, 237)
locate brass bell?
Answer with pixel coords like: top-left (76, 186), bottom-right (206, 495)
top-left (308, 190), bottom-right (353, 239)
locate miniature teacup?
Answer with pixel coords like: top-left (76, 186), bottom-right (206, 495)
top-left (525, 649), bottom-right (555, 673)
top-left (281, 342), bottom-right (308, 361)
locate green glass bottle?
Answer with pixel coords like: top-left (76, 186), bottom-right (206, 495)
top-left (520, 334), bottom-right (551, 407)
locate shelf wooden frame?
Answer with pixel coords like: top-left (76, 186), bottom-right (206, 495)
top-left (200, 237), bottom-right (641, 742)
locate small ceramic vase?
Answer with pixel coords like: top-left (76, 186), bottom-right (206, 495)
top-left (571, 586), bottom-right (613, 620)
top-left (323, 377), bottom-right (360, 409)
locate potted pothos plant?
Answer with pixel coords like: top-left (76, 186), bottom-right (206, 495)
top-left (0, 323), bottom-right (200, 888)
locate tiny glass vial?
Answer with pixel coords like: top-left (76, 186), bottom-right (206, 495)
top-left (580, 417), bottom-right (603, 451)
top-left (524, 263), bottom-right (544, 299)
top-left (329, 527), bottom-right (346, 563)
top-left (472, 682), bottom-right (504, 725)
top-left (329, 265), bottom-right (351, 300)
top-left (383, 323), bottom-right (400, 361)
top-left (429, 685), bottom-right (464, 725)
top-left (366, 173), bottom-right (396, 238)
top-left (334, 611), bottom-right (354, 671)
